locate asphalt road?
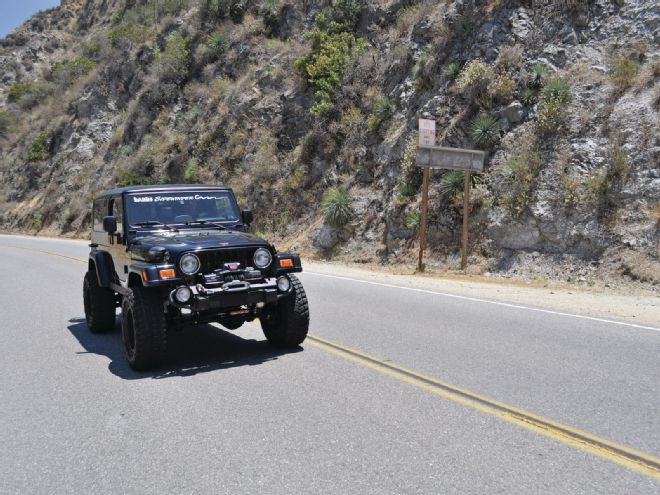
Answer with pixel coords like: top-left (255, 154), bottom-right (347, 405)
top-left (0, 234), bottom-right (659, 494)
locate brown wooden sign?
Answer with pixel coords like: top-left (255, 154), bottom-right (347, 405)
top-left (415, 143), bottom-right (485, 272)
top-left (416, 146), bottom-right (485, 172)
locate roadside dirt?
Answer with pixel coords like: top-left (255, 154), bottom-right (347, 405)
top-left (304, 260), bottom-right (660, 328)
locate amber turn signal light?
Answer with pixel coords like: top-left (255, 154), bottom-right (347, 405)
top-left (279, 258), bottom-right (294, 268)
top-left (159, 269), bottom-right (176, 279)
top-left (142, 270), bottom-right (149, 281)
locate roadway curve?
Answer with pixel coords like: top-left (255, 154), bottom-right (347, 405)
top-left (0, 234), bottom-right (658, 493)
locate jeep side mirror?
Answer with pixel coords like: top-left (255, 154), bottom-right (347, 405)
top-left (242, 209), bottom-right (253, 226)
top-left (103, 215), bottom-right (117, 234)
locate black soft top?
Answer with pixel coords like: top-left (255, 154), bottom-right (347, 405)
top-left (96, 184), bottom-right (232, 200)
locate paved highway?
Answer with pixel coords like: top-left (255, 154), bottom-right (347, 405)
top-left (0, 234), bottom-right (659, 494)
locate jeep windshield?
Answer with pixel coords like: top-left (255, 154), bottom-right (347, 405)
top-left (126, 191), bottom-right (241, 229)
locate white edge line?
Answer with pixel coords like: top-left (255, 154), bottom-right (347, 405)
top-left (304, 271), bottom-right (660, 333)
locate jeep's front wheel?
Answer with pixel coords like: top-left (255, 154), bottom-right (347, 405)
top-left (121, 286), bottom-right (167, 370)
top-left (83, 270), bottom-right (116, 333)
top-left (260, 275), bottom-right (309, 348)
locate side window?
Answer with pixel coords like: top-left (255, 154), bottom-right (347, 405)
top-left (93, 199), bottom-right (106, 231)
top-left (109, 197), bottom-right (123, 233)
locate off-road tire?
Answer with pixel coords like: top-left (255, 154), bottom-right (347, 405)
top-left (83, 270), bottom-right (116, 333)
top-left (260, 275), bottom-right (309, 348)
top-left (121, 286), bottom-right (167, 370)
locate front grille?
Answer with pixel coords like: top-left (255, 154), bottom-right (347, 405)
top-left (194, 247), bottom-right (259, 274)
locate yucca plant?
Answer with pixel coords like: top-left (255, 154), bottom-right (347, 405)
top-left (406, 210), bottom-right (421, 231)
top-left (528, 63), bottom-right (548, 88)
top-left (521, 87), bottom-right (538, 106)
top-left (470, 115), bottom-right (499, 147)
top-left (368, 96), bottom-right (393, 130)
top-left (543, 77), bottom-right (571, 104)
top-left (444, 61), bottom-right (461, 80)
top-left (207, 31), bottom-right (227, 57)
top-left (321, 188), bottom-right (353, 227)
top-left (439, 170), bottom-right (465, 198)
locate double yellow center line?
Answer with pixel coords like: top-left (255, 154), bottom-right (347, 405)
top-left (3, 242), bottom-right (660, 479)
top-left (307, 335), bottom-right (660, 479)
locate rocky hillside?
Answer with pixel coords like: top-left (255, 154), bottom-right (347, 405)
top-left (0, 0), bottom-right (658, 286)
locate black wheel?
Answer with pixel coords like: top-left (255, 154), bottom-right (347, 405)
top-left (83, 270), bottom-right (116, 333)
top-left (121, 286), bottom-right (167, 370)
top-left (260, 275), bottom-right (309, 348)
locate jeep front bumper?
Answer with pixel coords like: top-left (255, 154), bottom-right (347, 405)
top-left (168, 278), bottom-right (286, 312)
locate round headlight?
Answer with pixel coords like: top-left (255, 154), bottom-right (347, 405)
top-left (277, 276), bottom-right (291, 292)
top-left (175, 287), bottom-right (192, 304)
top-left (179, 253), bottom-right (201, 275)
top-left (253, 248), bottom-right (272, 269)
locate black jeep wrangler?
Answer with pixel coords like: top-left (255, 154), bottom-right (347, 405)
top-left (83, 184), bottom-right (309, 370)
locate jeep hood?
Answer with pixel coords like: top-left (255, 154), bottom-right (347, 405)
top-left (130, 230), bottom-right (270, 257)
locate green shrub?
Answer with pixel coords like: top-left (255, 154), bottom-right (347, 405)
top-left (501, 152), bottom-right (541, 216)
top-left (543, 77), bottom-right (571, 104)
top-left (537, 99), bottom-right (566, 134)
top-left (528, 63), bottom-right (548, 88)
top-left (81, 41), bottom-right (101, 59)
top-left (199, 0), bottom-right (244, 24)
top-left (324, 0), bottom-right (363, 29)
top-left (521, 87), bottom-right (538, 106)
top-left (413, 52), bottom-right (433, 92)
top-left (262, 0), bottom-right (280, 34)
top-left (456, 60), bottom-right (494, 101)
top-left (0, 111), bottom-right (13, 138)
top-left (609, 143), bottom-right (630, 181)
top-left (470, 115), bottom-right (499, 147)
top-left (536, 78), bottom-right (571, 134)
top-left (585, 144), bottom-right (629, 197)
top-left (439, 170), bottom-right (466, 199)
top-left (119, 145), bottom-right (133, 158)
top-left (367, 96), bottom-right (393, 131)
top-left (444, 61), bottom-right (461, 80)
top-left (117, 170), bottom-right (151, 187)
top-left (399, 184), bottom-right (417, 199)
top-left (295, 19), bottom-right (366, 116)
top-left (50, 56), bottom-right (95, 86)
top-left (109, 19), bottom-right (149, 47)
top-left (184, 158), bottom-right (200, 183)
top-left (28, 130), bottom-right (52, 162)
top-left (31, 212), bottom-right (43, 230)
top-left (156, 30), bottom-right (189, 84)
top-left (12, 81), bottom-right (56, 109)
top-left (452, 14), bottom-right (473, 38)
top-left (488, 73), bottom-right (516, 104)
top-left (321, 187), bottom-right (353, 227)
top-left (7, 82), bottom-right (33, 103)
top-left (610, 57), bottom-right (640, 92)
top-left (406, 210), bottom-right (421, 231)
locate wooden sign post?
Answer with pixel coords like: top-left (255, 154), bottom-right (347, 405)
top-left (417, 119), bottom-right (435, 272)
top-left (416, 141), bottom-right (485, 272)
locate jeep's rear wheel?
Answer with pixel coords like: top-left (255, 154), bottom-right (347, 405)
top-left (260, 275), bottom-right (309, 348)
top-left (83, 270), bottom-right (116, 333)
top-left (121, 286), bottom-right (167, 370)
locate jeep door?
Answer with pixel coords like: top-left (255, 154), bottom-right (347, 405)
top-left (108, 196), bottom-right (128, 283)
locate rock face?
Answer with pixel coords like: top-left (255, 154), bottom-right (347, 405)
top-left (0, 0), bottom-right (658, 285)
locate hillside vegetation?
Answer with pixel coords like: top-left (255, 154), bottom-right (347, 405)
top-left (0, 0), bottom-right (658, 285)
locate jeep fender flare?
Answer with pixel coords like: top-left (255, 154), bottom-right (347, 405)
top-left (89, 251), bottom-right (114, 288)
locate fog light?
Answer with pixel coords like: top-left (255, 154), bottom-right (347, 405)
top-left (175, 286), bottom-right (192, 304)
top-left (277, 276), bottom-right (291, 292)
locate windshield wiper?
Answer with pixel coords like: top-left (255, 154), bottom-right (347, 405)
top-left (131, 221), bottom-right (177, 231)
top-left (184, 220), bottom-right (227, 230)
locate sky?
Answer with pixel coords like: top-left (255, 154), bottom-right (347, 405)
top-left (0, 0), bottom-right (61, 38)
